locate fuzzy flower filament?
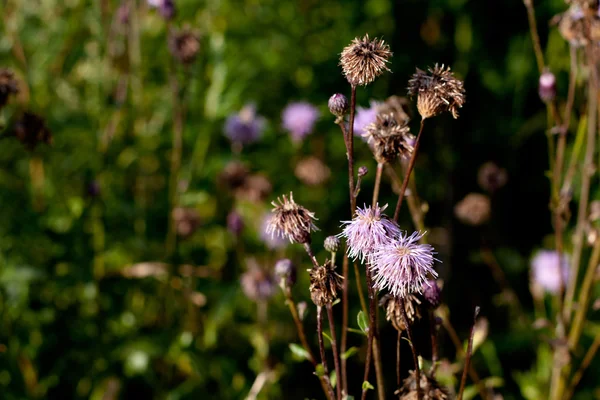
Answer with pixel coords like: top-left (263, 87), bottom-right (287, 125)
top-left (369, 231), bottom-right (438, 298)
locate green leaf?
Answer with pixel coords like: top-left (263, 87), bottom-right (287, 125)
top-left (330, 370), bottom-right (337, 388)
top-left (341, 346), bottom-right (358, 360)
top-left (362, 381), bottom-right (374, 390)
top-left (332, 298), bottom-right (341, 306)
top-left (357, 311), bottom-right (369, 333)
top-left (322, 331), bottom-right (332, 344)
top-left (347, 328), bottom-right (366, 336)
top-left (315, 364), bottom-right (325, 377)
top-left (289, 343), bottom-right (311, 361)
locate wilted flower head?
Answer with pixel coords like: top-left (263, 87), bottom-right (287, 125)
top-left (353, 101), bottom-right (380, 138)
top-left (339, 203), bottom-right (401, 262)
top-left (309, 260), bottom-right (344, 306)
top-left (324, 236), bottom-right (340, 253)
top-left (398, 370), bottom-right (449, 400)
top-left (294, 156), bottom-right (331, 186)
top-left (408, 64), bottom-right (466, 119)
top-left (275, 258), bottom-right (296, 288)
top-left (370, 231), bottom-right (438, 298)
top-left (281, 102), bottom-right (320, 142)
top-left (556, 5), bottom-right (587, 46)
top-left (0, 68), bottom-right (19, 110)
top-left (340, 34), bottom-right (392, 87)
top-left (477, 161), bottom-right (508, 193)
top-left (380, 293), bottom-right (422, 331)
top-left (363, 113), bottom-right (414, 163)
top-left (454, 193), bottom-right (491, 226)
top-left (224, 104), bottom-right (266, 145)
top-left (328, 93), bottom-right (349, 118)
top-left (267, 193), bottom-right (318, 244)
top-left (531, 250), bottom-right (570, 294)
top-left (13, 112), bottom-right (53, 150)
top-left (241, 259), bottom-right (275, 302)
top-left (539, 69), bottom-right (557, 103)
top-left (260, 214), bottom-right (288, 249)
top-left (169, 29), bottom-right (200, 64)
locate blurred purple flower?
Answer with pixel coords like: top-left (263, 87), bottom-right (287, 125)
top-left (531, 250), bottom-right (570, 294)
top-left (260, 213), bottom-right (288, 249)
top-left (282, 102), bottom-right (320, 142)
top-left (148, 0), bottom-right (175, 19)
top-left (240, 259), bottom-right (275, 302)
top-left (339, 203), bottom-right (400, 262)
top-left (224, 104), bottom-right (266, 145)
top-left (353, 101), bottom-right (380, 138)
top-left (227, 211), bottom-right (244, 237)
top-left (370, 231), bottom-right (438, 298)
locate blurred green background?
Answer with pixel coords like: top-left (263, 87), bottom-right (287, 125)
top-left (0, 0), bottom-right (597, 399)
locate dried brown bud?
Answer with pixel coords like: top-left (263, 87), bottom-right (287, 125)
top-left (309, 260), bottom-right (344, 306)
top-left (294, 156), bottom-right (331, 186)
top-left (169, 29), bottom-right (200, 64)
top-left (408, 64), bottom-right (465, 120)
top-left (477, 161), bottom-right (508, 193)
top-left (397, 370), bottom-right (449, 399)
top-left (0, 69), bottom-right (19, 109)
top-left (340, 34), bottom-right (392, 87)
top-left (266, 192), bottom-right (318, 244)
top-left (363, 113), bottom-right (414, 163)
top-left (13, 112), bottom-right (53, 150)
top-left (379, 294), bottom-right (422, 332)
top-left (454, 193), bottom-right (491, 226)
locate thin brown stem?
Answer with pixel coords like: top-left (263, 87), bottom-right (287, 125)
top-left (354, 261), bottom-right (369, 313)
top-left (400, 297), bottom-right (421, 400)
top-left (341, 252), bottom-right (350, 396)
top-left (458, 307), bottom-right (480, 400)
top-left (361, 272), bottom-right (376, 400)
top-left (318, 306), bottom-right (337, 400)
top-left (523, 0), bottom-right (545, 74)
top-left (385, 164), bottom-right (426, 232)
top-left (396, 330), bottom-right (402, 390)
top-left (327, 305), bottom-right (342, 400)
top-left (394, 119), bottom-right (426, 222)
top-left (565, 333), bottom-right (600, 399)
top-left (429, 310), bottom-right (439, 376)
top-left (303, 243), bottom-right (321, 270)
top-left (372, 162), bottom-right (385, 207)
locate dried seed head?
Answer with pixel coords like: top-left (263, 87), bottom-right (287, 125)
top-left (397, 370), bottom-right (449, 400)
top-left (340, 34), bottom-right (392, 87)
top-left (379, 294), bottom-right (422, 331)
top-left (295, 156), bottom-right (331, 186)
top-left (0, 69), bottom-right (19, 109)
top-left (169, 29), bottom-right (200, 64)
top-left (378, 95), bottom-right (412, 125)
top-left (454, 193), bottom-right (491, 226)
top-left (309, 260), bottom-right (344, 306)
top-left (275, 258), bottom-right (296, 288)
top-left (556, 6), bottom-right (588, 46)
top-left (423, 279), bottom-right (442, 309)
top-left (477, 161), bottom-right (508, 193)
top-left (267, 192), bottom-right (319, 244)
top-left (539, 69), bottom-right (557, 103)
top-left (363, 113), bottom-right (415, 163)
top-left (328, 93), bottom-right (349, 117)
top-left (13, 112), bottom-right (53, 150)
top-left (565, 0), bottom-right (598, 10)
top-left (241, 259), bottom-right (275, 302)
top-left (324, 236), bottom-right (340, 253)
top-left (408, 64), bottom-right (466, 120)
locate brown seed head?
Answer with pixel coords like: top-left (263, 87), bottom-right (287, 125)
top-left (294, 156), bottom-right (331, 186)
top-left (363, 113), bottom-right (414, 163)
top-left (378, 95), bottom-right (412, 125)
top-left (454, 193), bottom-right (491, 226)
top-left (408, 64), bottom-right (466, 120)
top-left (379, 294), bottom-right (422, 332)
top-left (309, 259), bottom-right (344, 306)
top-left (340, 34), bottom-right (392, 87)
top-left (397, 370), bottom-right (449, 400)
top-left (0, 69), bottom-right (19, 109)
top-left (267, 192), bottom-right (318, 244)
top-left (169, 29), bottom-right (200, 64)
top-left (477, 161), bottom-right (508, 193)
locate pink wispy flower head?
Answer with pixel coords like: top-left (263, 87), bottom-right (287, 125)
top-left (530, 250), bottom-right (570, 294)
top-left (339, 203), bottom-right (400, 262)
top-left (369, 231), bottom-right (438, 298)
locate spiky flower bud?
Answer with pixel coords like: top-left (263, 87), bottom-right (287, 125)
top-left (340, 34), bottom-right (392, 87)
top-left (275, 258), bottom-right (296, 288)
top-left (266, 192), bottom-right (319, 244)
top-left (328, 93), bottom-right (349, 117)
top-left (408, 64), bottom-right (466, 120)
top-left (363, 113), bottom-right (415, 163)
top-left (423, 280), bottom-right (442, 309)
top-left (324, 236), bottom-right (340, 253)
top-left (539, 70), bottom-right (556, 103)
top-left (358, 166), bottom-right (369, 177)
top-left (380, 294), bottom-right (422, 331)
top-left (309, 260), bottom-right (344, 306)
top-left (0, 69), bottom-right (19, 110)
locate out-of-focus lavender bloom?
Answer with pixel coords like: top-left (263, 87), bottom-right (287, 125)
top-left (227, 211), bottom-right (244, 237)
top-left (339, 203), bottom-right (400, 262)
top-left (224, 104), bottom-right (266, 145)
top-left (148, 0), bottom-right (175, 19)
top-left (353, 101), bottom-right (379, 138)
top-left (240, 259), bottom-right (275, 302)
top-left (275, 258), bottom-right (296, 288)
top-left (281, 102), bottom-right (320, 142)
top-left (370, 231), bottom-right (438, 298)
top-left (260, 213), bottom-right (288, 249)
top-left (531, 250), bottom-right (570, 294)
top-left (539, 70), bottom-right (556, 103)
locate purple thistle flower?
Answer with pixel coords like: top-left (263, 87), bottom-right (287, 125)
top-left (224, 104), bottom-right (266, 145)
top-left (370, 231), bottom-right (438, 298)
top-left (260, 213), bottom-right (288, 249)
top-left (148, 0), bottom-right (175, 19)
top-left (281, 102), bottom-right (320, 142)
top-left (531, 250), bottom-right (569, 294)
top-left (353, 101), bottom-right (380, 138)
top-left (339, 204), bottom-right (400, 262)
